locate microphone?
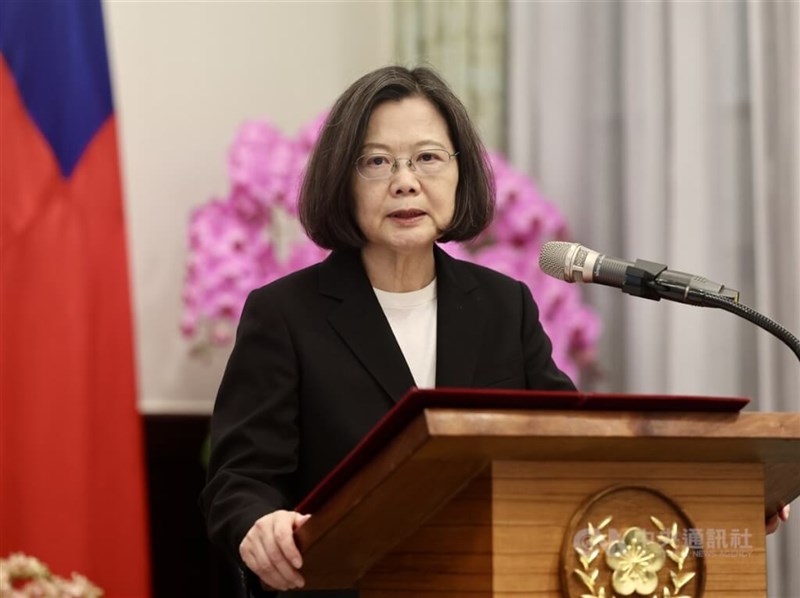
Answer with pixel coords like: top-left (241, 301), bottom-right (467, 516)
top-left (538, 241), bottom-right (740, 306)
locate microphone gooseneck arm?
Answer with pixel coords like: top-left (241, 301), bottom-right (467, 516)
top-left (698, 293), bottom-right (800, 362)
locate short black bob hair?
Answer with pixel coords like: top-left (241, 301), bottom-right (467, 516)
top-left (299, 65), bottom-right (495, 250)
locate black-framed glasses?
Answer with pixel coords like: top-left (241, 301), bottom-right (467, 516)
top-left (355, 148), bottom-right (458, 180)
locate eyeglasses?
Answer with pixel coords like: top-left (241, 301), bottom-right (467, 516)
top-left (355, 148), bottom-right (458, 180)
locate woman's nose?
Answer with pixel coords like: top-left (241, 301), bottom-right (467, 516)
top-left (390, 160), bottom-right (419, 196)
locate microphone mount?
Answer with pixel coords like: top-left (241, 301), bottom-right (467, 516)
top-left (622, 259), bottom-right (740, 306)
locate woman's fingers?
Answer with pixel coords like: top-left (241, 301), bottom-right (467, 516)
top-left (240, 511), bottom-right (307, 590)
top-left (241, 524), bottom-right (288, 588)
top-left (779, 504), bottom-right (791, 521)
top-left (262, 513), bottom-right (306, 588)
top-left (277, 512), bottom-right (311, 569)
top-left (765, 504), bottom-right (791, 535)
top-left (766, 512), bottom-right (780, 535)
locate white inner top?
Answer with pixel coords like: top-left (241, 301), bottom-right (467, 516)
top-left (372, 278), bottom-right (438, 389)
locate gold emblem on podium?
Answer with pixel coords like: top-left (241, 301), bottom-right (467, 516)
top-left (560, 486), bottom-right (705, 597)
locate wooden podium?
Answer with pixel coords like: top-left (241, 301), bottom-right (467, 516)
top-left (294, 390), bottom-right (800, 598)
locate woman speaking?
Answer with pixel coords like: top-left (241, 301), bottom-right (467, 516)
top-left (201, 65), bottom-right (577, 597)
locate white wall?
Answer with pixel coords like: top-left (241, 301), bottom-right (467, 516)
top-left (104, 1), bottom-right (395, 414)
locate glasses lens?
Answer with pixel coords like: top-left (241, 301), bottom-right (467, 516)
top-left (413, 149), bottom-right (450, 174)
top-left (356, 154), bottom-right (393, 179)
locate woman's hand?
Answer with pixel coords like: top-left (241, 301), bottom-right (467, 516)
top-left (766, 504), bottom-right (790, 535)
top-left (239, 510), bottom-right (312, 590)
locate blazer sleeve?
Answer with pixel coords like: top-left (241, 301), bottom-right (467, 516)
top-left (519, 281), bottom-right (578, 391)
top-left (200, 286), bottom-right (300, 566)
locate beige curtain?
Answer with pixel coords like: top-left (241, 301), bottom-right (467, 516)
top-left (393, 0), bottom-right (507, 152)
top-left (748, 2), bottom-right (800, 592)
top-left (508, 0), bottom-right (799, 592)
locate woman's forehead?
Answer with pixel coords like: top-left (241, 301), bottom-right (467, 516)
top-left (362, 97), bottom-right (452, 150)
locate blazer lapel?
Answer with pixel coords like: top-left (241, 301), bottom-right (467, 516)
top-left (320, 250), bottom-right (415, 403)
top-left (434, 246), bottom-right (486, 388)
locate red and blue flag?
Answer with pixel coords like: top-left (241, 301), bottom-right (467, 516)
top-left (1, 1), bottom-right (151, 594)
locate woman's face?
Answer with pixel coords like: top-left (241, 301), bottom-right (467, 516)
top-left (352, 97), bottom-right (458, 258)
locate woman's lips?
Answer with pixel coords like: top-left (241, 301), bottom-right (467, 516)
top-left (388, 209), bottom-right (426, 219)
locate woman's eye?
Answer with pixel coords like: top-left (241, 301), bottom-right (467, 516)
top-left (367, 156), bottom-right (387, 167)
top-left (417, 152), bottom-right (442, 163)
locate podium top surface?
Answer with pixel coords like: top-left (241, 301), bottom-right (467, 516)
top-left (296, 389), bottom-right (754, 513)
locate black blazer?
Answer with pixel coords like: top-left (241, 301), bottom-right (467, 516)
top-left (201, 246), bottom-right (575, 597)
